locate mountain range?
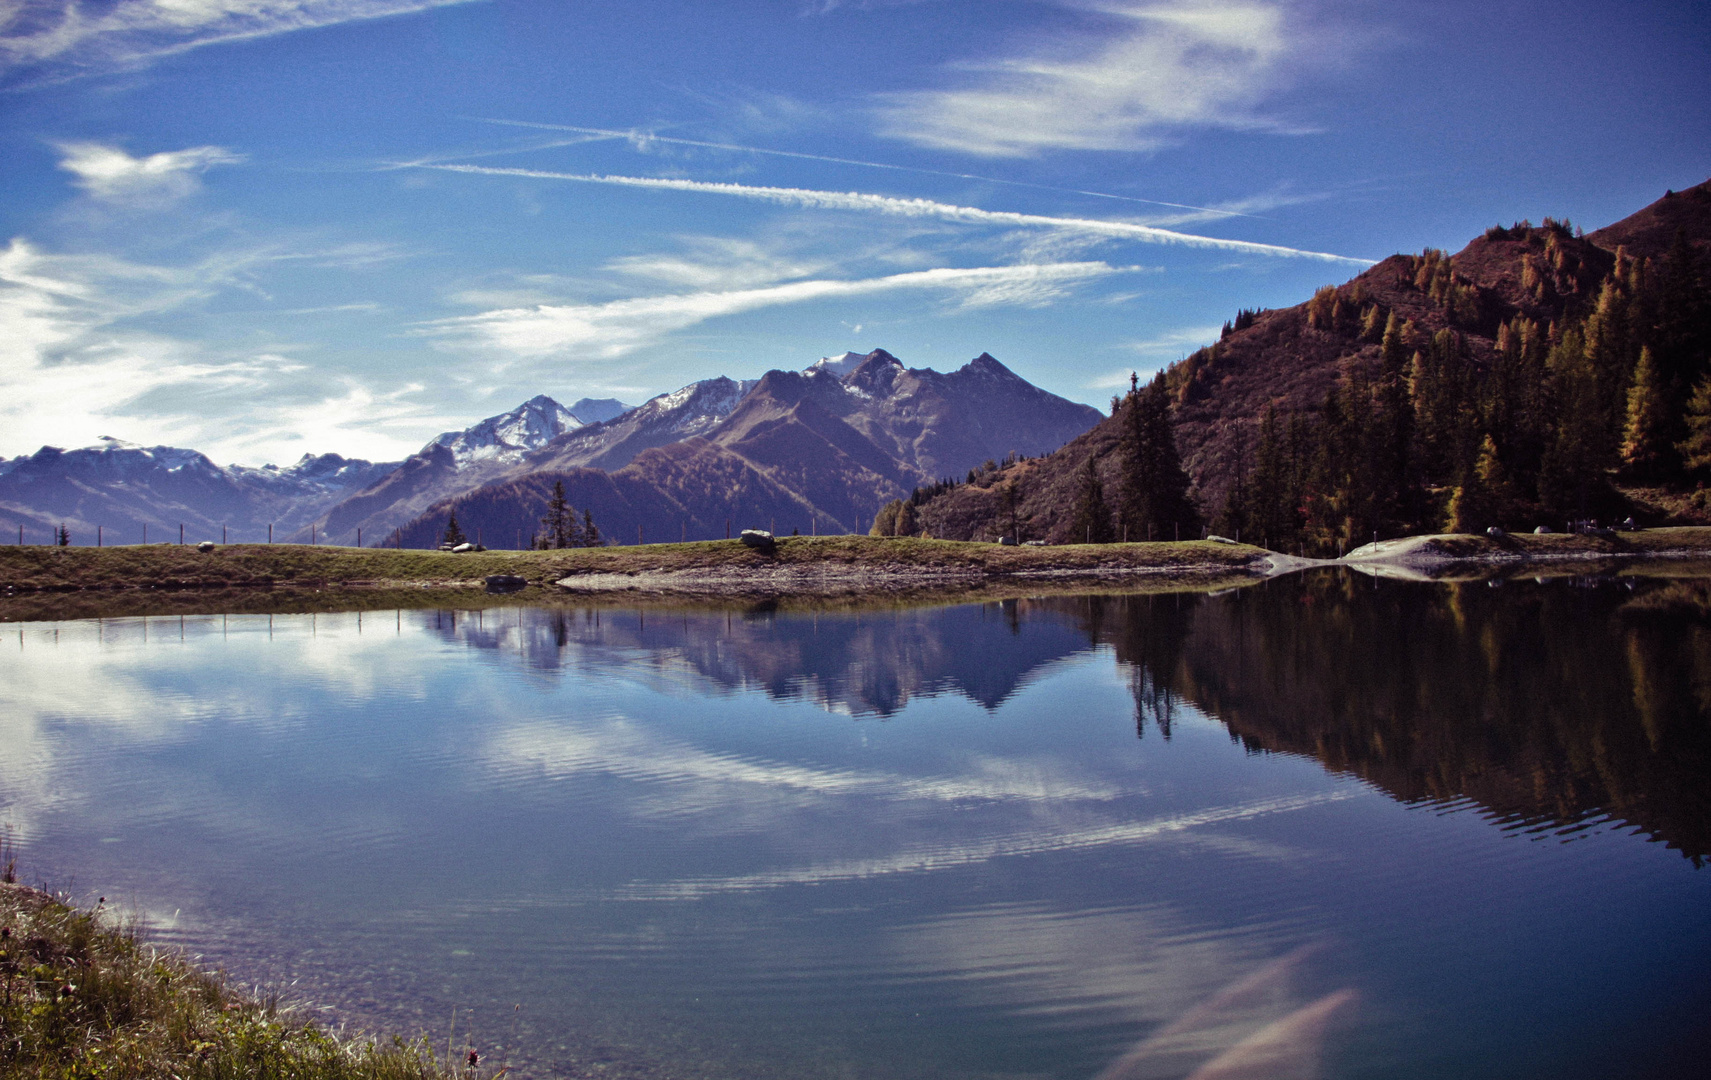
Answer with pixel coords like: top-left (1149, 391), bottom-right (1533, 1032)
top-left (0, 352), bottom-right (1101, 546)
top-left (0, 396), bottom-right (626, 544)
top-left (384, 349), bottom-right (1102, 548)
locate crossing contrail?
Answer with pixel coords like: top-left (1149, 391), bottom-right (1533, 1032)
top-left (407, 161), bottom-right (1374, 265)
top-left (469, 116), bottom-right (1266, 220)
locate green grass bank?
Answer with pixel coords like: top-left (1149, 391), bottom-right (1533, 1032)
top-left (0, 880), bottom-right (493, 1079)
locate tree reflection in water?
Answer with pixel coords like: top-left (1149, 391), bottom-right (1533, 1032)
top-left (1073, 573), bottom-right (1711, 864)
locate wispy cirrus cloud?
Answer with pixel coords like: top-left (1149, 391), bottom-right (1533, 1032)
top-left (606, 236), bottom-right (828, 291)
top-left (55, 141), bottom-right (243, 206)
top-left (423, 262), bottom-right (1134, 362)
top-left (406, 162), bottom-right (1372, 264)
top-left (0, 0), bottom-right (482, 86)
top-left (873, 0), bottom-right (1324, 157)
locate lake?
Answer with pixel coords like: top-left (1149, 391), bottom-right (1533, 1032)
top-left (2, 570), bottom-right (1707, 1079)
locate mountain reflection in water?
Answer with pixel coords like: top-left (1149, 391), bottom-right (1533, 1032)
top-left (429, 573), bottom-right (1711, 862)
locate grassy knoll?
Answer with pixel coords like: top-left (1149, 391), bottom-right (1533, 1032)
top-left (0, 536), bottom-right (1264, 595)
top-left (0, 880), bottom-right (490, 1080)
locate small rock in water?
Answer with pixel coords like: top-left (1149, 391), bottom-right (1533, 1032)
top-left (485, 574), bottom-right (528, 593)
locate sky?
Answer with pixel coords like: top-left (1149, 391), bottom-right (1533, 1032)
top-left (1, 0), bottom-right (1707, 467)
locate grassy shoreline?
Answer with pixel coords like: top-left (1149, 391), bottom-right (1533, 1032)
top-left (0, 536), bottom-right (1265, 595)
top-left (3, 530), bottom-right (1711, 622)
top-left (0, 881), bottom-right (490, 1079)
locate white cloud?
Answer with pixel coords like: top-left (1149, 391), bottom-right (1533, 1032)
top-left (55, 142), bottom-right (243, 206)
top-left (422, 262), bottom-right (1132, 361)
top-left (412, 163), bottom-right (1373, 264)
top-left (0, 0), bottom-right (482, 84)
top-left (873, 1), bottom-right (1317, 157)
top-left (605, 237), bottom-right (826, 291)
top-left (1086, 323), bottom-right (1224, 387)
top-left (0, 236), bottom-right (447, 463)
top-left (1129, 323), bottom-right (1225, 354)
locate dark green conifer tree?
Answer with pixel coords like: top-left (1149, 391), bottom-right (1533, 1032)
top-left (442, 511), bottom-right (467, 547)
top-left (1119, 375), bottom-right (1199, 541)
top-left (537, 481), bottom-right (578, 548)
top-left (1539, 327), bottom-right (1608, 517)
top-left (1069, 457), bottom-right (1115, 544)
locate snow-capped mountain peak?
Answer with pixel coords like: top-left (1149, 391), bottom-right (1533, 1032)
top-left (807, 351), bottom-right (867, 379)
top-left (427, 395), bottom-right (584, 467)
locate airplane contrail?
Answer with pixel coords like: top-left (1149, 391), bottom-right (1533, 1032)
top-left (406, 162), bottom-right (1374, 265)
top-left (469, 116), bottom-right (1265, 220)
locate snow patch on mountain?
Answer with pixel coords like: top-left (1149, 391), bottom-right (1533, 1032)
top-left (627, 377), bottom-right (757, 437)
top-left (427, 394), bottom-right (584, 467)
top-left (807, 351), bottom-right (868, 379)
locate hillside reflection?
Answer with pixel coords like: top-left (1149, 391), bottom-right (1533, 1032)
top-left (423, 600), bottom-right (1090, 716)
top-left (427, 572), bottom-right (1711, 861)
top-left (1103, 574), bottom-right (1711, 864)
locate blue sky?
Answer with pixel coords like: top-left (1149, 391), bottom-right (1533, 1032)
top-left (2, 0), bottom-right (1707, 466)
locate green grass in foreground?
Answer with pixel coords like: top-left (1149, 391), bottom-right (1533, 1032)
top-left (0, 881), bottom-right (492, 1080)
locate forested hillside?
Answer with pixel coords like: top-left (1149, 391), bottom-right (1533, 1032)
top-left (899, 181), bottom-right (1711, 554)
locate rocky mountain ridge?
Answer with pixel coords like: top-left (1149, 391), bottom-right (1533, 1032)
top-left (388, 350), bottom-right (1104, 547)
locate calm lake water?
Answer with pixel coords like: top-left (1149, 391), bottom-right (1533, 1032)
top-left (2, 571), bottom-right (1708, 1079)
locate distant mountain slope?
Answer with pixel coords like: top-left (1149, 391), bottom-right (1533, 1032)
top-left (526, 376), bottom-right (758, 473)
top-left (840, 350), bottom-right (1106, 476)
top-left (0, 438), bottom-right (396, 543)
top-left (908, 179), bottom-right (1711, 544)
top-left (565, 397), bottom-right (630, 424)
top-left (396, 350), bottom-right (1105, 545)
top-left (318, 393), bottom-right (617, 544)
top-left (427, 394), bottom-right (585, 467)
top-left (392, 442), bottom-right (825, 550)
